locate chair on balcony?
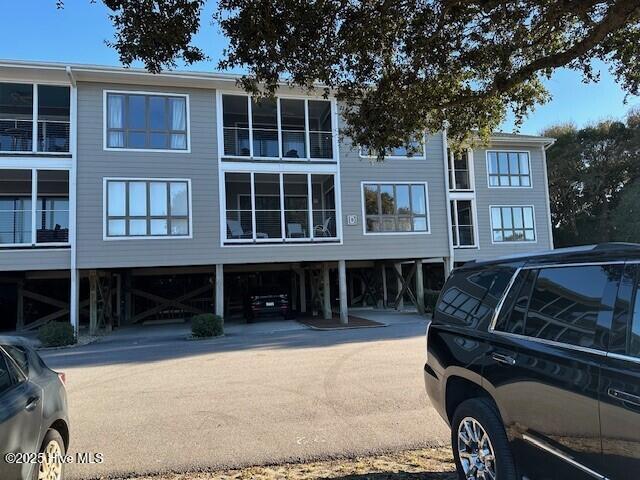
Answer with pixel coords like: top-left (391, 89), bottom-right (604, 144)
top-left (227, 219), bottom-right (267, 239)
top-left (314, 216), bottom-right (334, 237)
top-left (287, 223), bottom-right (306, 238)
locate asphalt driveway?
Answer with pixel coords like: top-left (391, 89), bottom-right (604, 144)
top-left (41, 312), bottom-right (450, 479)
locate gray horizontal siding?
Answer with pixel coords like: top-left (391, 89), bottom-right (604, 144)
top-left (76, 82), bottom-right (451, 269)
top-left (0, 249), bottom-right (70, 272)
top-left (454, 143), bottom-right (553, 263)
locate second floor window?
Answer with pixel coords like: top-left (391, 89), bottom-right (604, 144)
top-left (363, 182), bottom-right (429, 233)
top-left (106, 92), bottom-right (188, 151)
top-left (488, 151), bottom-right (531, 187)
top-left (105, 179), bottom-right (190, 238)
top-left (361, 136), bottom-right (425, 159)
top-left (491, 206), bottom-right (535, 242)
top-left (221, 94), bottom-right (334, 160)
top-left (0, 83), bottom-right (70, 153)
top-left (447, 149), bottom-right (471, 190)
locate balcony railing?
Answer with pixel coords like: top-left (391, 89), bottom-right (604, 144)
top-left (0, 119), bottom-right (70, 153)
top-left (0, 119), bottom-right (33, 152)
top-left (38, 120), bottom-right (70, 153)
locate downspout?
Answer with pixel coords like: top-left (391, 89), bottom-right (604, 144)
top-left (66, 66), bottom-right (79, 333)
top-left (542, 139), bottom-right (556, 250)
top-left (442, 126), bottom-right (455, 274)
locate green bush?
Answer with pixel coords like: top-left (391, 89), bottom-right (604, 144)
top-left (191, 314), bottom-right (224, 338)
top-left (38, 322), bottom-right (76, 347)
top-left (424, 289), bottom-right (441, 313)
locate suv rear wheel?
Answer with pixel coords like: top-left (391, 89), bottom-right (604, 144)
top-left (451, 398), bottom-right (516, 480)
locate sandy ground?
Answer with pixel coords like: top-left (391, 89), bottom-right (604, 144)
top-left (117, 447), bottom-right (457, 480)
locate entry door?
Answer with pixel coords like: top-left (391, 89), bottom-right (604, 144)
top-left (599, 263), bottom-right (640, 479)
top-left (0, 351), bottom-right (42, 480)
top-left (485, 264), bottom-right (620, 479)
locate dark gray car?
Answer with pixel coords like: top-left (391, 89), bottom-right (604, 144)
top-left (0, 336), bottom-right (69, 480)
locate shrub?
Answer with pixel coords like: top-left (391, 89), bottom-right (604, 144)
top-left (191, 314), bottom-right (224, 338)
top-left (38, 322), bottom-right (76, 347)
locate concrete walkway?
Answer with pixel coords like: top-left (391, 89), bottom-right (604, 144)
top-left (40, 311), bottom-right (446, 479)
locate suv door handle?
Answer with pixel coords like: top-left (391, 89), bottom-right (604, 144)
top-left (608, 388), bottom-right (640, 407)
top-left (25, 396), bottom-right (40, 411)
top-left (491, 352), bottom-right (516, 366)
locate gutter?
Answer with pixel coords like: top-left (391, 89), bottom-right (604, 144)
top-left (66, 65), bottom-right (79, 332)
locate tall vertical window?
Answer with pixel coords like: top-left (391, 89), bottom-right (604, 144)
top-left (490, 206), bottom-right (535, 242)
top-left (363, 183), bottom-right (428, 233)
top-left (106, 92), bottom-right (188, 150)
top-left (105, 179), bottom-right (190, 238)
top-left (447, 149), bottom-right (471, 190)
top-left (488, 151), bottom-right (531, 187)
top-left (36, 170), bottom-right (69, 243)
top-left (224, 172), bottom-right (338, 243)
top-left (0, 83), bottom-right (70, 153)
top-left (0, 169), bottom-right (69, 245)
top-left (221, 94), bottom-right (334, 160)
top-left (450, 200), bottom-right (475, 247)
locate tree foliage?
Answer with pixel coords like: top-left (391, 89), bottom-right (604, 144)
top-left (543, 111), bottom-right (640, 247)
top-left (60, 1), bottom-right (640, 159)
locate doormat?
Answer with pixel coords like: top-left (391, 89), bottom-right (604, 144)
top-left (297, 314), bottom-right (386, 330)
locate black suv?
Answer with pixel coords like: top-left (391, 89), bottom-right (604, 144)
top-left (425, 243), bottom-right (640, 480)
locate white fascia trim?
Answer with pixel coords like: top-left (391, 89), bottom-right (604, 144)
top-left (102, 89), bottom-right (192, 153)
top-left (540, 145), bottom-right (554, 249)
top-left (488, 204), bottom-right (538, 245)
top-left (102, 177), bottom-right (194, 241)
top-left (360, 181), bottom-right (431, 236)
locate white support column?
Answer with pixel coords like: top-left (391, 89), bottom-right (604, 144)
top-left (394, 262), bottom-right (404, 310)
top-left (444, 257), bottom-right (453, 279)
top-left (299, 270), bottom-right (307, 313)
top-left (322, 262), bottom-right (331, 320)
top-left (70, 269), bottom-right (79, 334)
top-left (215, 264), bottom-right (224, 319)
top-left (338, 260), bottom-right (348, 324)
top-left (415, 259), bottom-right (425, 315)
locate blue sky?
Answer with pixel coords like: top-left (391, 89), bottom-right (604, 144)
top-left (1, 0), bottom-right (637, 135)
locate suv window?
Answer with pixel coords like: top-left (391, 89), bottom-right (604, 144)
top-left (627, 270), bottom-right (640, 357)
top-left (2, 345), bottom-right (29, 376)
top-left (494, 269), bottom-right (536, 335)
top-left (524, 265), bottom-right (613, 349)
top-left (0, 353), bottom-right (14, 395)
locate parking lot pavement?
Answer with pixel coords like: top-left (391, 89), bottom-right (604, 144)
top-left (41, 313), bottom-right (449, 479)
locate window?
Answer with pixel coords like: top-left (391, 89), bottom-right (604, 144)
top-left (361, 136), bottom-right (425, 159)
top-left (221, 94), bottom-right (334, 160)
top-left (448, 149), bottom-right (471, 190)
top-left (0, 83), bottom-right (70, 153)
top-left (106, 92), bottom-right (188, 150)
top-left (0, 169), bottom-right (69, 245)
top-left (488, 151), bottom-right (531, 187)
top-left (451, 200), bottom-right (475, 247)
top-left (0, 353), bottom-right (14, 394)
top-left (2, 345), bottom-right (28, 376)
top-left (363, 183), bottom-right (428, 233)
top-left (493, 269), bottom-right (536, 335)
top-left (524, 265), bottom-right (614, 350)
top-left (224, 172), bottom-right (337, 243)
top-left (105, 179), bottom-right (190, 238)
top-left (490, 206), bottom-right (535, 242)
top-left (628, 271), bottom-right (640, 357)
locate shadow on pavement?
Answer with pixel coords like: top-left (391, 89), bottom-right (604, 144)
top-left (40, 316), bottom-right (428, 370)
